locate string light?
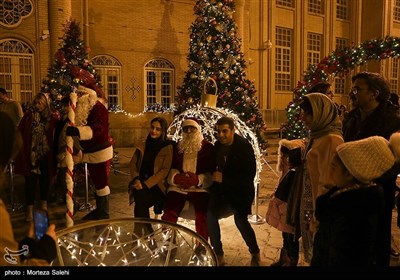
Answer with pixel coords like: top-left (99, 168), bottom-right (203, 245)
top-left (55, 219), bottom-right (216, 266)
top-left (283, 35), bottom-right (400, 139)
top-left (167, 105), bottom-right (263, 186)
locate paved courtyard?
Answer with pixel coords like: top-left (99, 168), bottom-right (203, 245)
top-left (5, 145), bottom-right (400, 268)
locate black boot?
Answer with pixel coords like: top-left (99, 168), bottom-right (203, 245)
top-left (270, 248), bottom-right (288, 267)
top-left (82, 194), bottom-right (110, 220)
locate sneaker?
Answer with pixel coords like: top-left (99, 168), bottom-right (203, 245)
top-left (217, 254), bottom-right (225, 266)
top-left (250, 252), bottom-right (260, 266)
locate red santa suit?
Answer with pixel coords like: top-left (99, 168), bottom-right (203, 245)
top-left (161, 118), bottom-right (214, 240)
top-left (68, 85), bottom-right (113, 220)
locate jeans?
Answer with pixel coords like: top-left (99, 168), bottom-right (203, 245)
top-left (207, 190), bottom-right (259, 256)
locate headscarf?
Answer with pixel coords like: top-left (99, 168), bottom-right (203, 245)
top-left (304, 93), bottom-right (342, 139)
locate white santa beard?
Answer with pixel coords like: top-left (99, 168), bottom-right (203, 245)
top-left (178, 130), bottom-right (203, 154)
top-left (75, 93), bottom-right (97, 126)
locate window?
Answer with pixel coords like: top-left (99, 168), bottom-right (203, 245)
top-left (308, 0), bottom-right (323, 15)
top-left (394, 0), bottom-right (400, 22)
top-left (390, 58), bottom-right (399, 93)
top-left (144, 58), bottom-right (174, 109)
top-left (276, 0), bottom-right (294, 8)
top-left (336, 0), bottom-right (349, 20)
top-left (0, 39), bottom-right (34, 105)
top-left (275, 27), bottom-right (292, 92)
top-left (91, 55), bottom-right (121, 109)
top-left (0, 0), bottom-right (33, 27)
top-left (335, 77), bottom-right (346, 95)
top-left (336, 37), bottom-right (349, 50)
top-left (334, 38), bottom-right (349, 94)
top-left (307, 32), bottom-right (321, 67)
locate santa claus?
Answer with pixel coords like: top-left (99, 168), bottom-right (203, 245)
top-left (66, 78), bottom-right (113, 220)
top-left (161, 118), bottom-right (214, 240)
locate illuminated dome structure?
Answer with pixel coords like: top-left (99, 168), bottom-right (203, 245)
top-left (167, 106), bottom-right (265, 224)
top-left (167, 105), bottom-right (263, 186)
top-left (54, 218), bottom-right (217, 266)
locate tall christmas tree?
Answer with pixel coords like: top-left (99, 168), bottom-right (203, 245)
top-left (176, 0), bottom-right (267, 147)
top-left (41, 19), bottom-right (101, 108)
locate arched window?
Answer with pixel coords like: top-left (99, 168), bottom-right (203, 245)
top-left (144, 58), bottom-right (174, 109)
top-left (0, 39), bottom-right (34, 105)
top-left (91, 55), bottom-right (122, 109)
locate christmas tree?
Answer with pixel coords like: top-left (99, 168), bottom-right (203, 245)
top-left (41, 19), bottom-right (101, 109)
top-left (176, 0), bottom-right (267, 147)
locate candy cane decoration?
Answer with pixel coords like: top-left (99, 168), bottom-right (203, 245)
top-left (65, 91), bottom-right (77, 227)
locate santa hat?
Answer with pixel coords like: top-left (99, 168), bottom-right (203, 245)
top-left (71, 66), bottom-right (105, 99)
top-left (277, 139), bottom-right (305, 172)
top-left (77, 85), bottom-right (97, 98)
top-left (182, 117), bottom-right (201, 132)
top-left (336, 132), bottom-right (400, 184)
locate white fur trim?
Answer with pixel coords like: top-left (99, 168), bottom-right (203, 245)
top-left (82, 146), bottom-right (113, 163)
top-left (77, 126), bottom-right (93, 140)
top-left (78, 85), bottom-right (97, 97)
top-left (96, 186), bottom-right (110, 196)
top-left (182, 119), bottom-right (201, 131)
top-left (389, 132), bottom-right (400, 161)
top-left (277, 139), bottom-right (305, 172)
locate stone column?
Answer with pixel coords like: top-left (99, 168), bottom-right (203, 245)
top-left (48, 0), bottom-right (71, 57)
top-left (234, 0), bottom-right (245, 47)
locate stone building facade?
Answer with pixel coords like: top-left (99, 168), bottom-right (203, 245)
top-left (1, 0), bottom-right (400, 146)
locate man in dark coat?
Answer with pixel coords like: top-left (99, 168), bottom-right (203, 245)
top-left (342, 71), bottom-right (400, 266)
top-left (207, 117), bottom-right (260, 266)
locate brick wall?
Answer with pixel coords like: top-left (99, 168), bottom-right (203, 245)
top-left (109, 111), bottom-right (173, 147)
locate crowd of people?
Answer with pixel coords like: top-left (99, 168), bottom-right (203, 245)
top-left (0, 70), bottom-right (400, 267)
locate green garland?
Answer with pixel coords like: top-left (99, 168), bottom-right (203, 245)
top-left (282, 36), bottom-right (400, 140)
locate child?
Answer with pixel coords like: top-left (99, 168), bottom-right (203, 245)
top-left (266, 139), bottom-right (305, 266)
top-left (311, 133), bottom-right (400, 266)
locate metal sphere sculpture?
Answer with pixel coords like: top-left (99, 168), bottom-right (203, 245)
top-left (54, 218), bottom-right (217, 266)
top-left (167, 105), bottom-right (263, 187)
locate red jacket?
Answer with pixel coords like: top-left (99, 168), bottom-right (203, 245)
top-left (14, 110), bottom-right (60, 179)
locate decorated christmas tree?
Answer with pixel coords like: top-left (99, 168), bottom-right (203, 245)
top-left (41, 19), bottom-right (101, 108)
top-left (175, 0), bottom-right (267, 147)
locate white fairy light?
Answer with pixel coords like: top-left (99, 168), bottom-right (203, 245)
top-left (167, 105), bottom-right (262, 186)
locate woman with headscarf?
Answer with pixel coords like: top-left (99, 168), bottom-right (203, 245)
top-left (14, 93), bottom-right (60, 221)
top-left (296, 93), bottom-right (344, 263)
top-left (129, 117), bottom-right (174, 236)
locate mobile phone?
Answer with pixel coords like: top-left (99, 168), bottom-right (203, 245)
top-left (33, 209), bottom-right (49, 240)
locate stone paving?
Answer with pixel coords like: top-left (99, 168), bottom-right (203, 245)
top-left (6, 145), bottom-right (400, 267)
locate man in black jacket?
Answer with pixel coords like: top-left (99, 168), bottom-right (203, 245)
top-left (343, 71), bottom-right (400, 266)
top-left (207, 117), bottom-right (260, 266)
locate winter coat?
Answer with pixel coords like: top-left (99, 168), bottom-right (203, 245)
top-left (211, 134), bottom-right (256, 215)
top-left (14, 110), bottom-right (60, 178)
top-left (311, 185), bottom-right (384, 266)
top-left (129, 138), bottom-right (174, 194)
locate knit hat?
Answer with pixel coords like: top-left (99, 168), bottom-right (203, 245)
top-left (182, 117), bottom-right (201, 132)
top-left (336, 133), bottom-right (400, 183)
top-left (277, 139), bottom-right (305, 172)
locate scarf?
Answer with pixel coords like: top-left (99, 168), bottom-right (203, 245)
top-left (306, 93), bottom-right (342, 139)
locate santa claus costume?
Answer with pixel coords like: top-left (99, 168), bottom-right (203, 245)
top-left (66, 84), bottom-right (113, 220)
top-left (161, 118), bottom-right (214, 240)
